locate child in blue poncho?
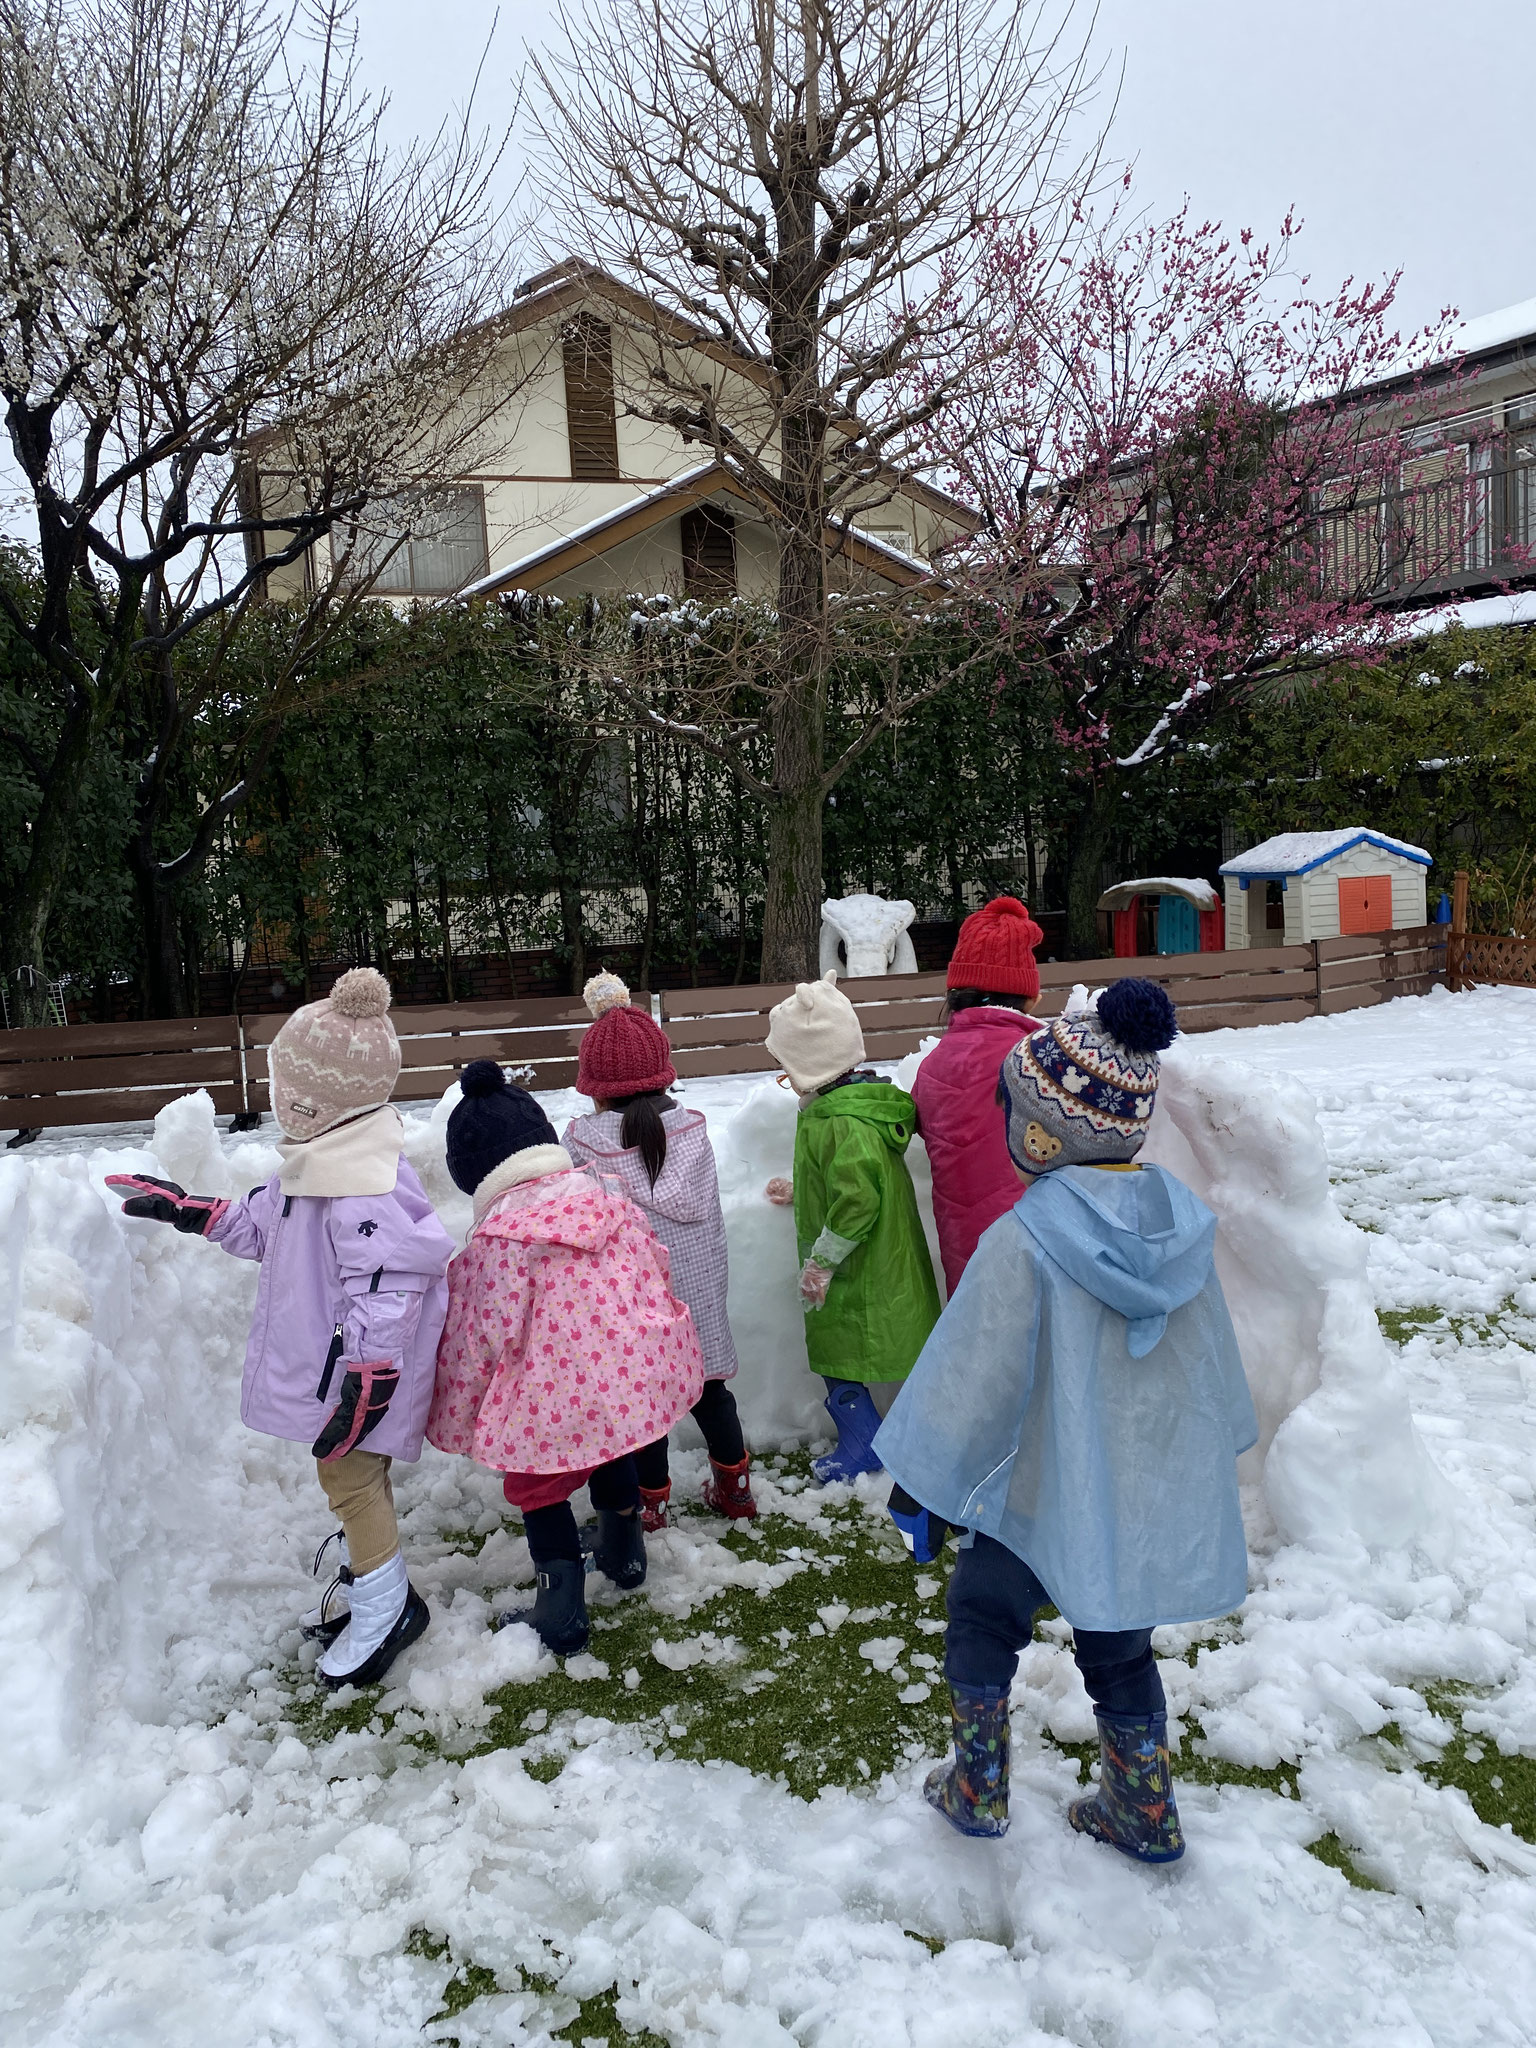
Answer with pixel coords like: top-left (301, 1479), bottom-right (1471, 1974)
top-left (874, 979), bottom-right (1257, 1863)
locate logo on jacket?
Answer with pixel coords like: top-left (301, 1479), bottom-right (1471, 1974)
top-left (357, 1219), bottom-right (378, 1237)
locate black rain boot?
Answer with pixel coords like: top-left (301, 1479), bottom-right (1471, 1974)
top-left (496, 1557), bottom-right (590, 1657)
top-left (592, 1508), bottom-right (647, 1590)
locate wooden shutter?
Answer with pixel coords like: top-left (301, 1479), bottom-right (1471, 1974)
top-left (562, 315), bottom-right (619, 480)
top-left (680, 504), bottom-right (737, 598)
top-left (1338, 873), bottom-right (1392, 934)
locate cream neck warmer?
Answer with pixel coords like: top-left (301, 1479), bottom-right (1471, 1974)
top-left (277, 1104), bottom-right (404, 1197)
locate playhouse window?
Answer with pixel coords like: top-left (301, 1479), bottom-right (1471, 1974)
top-left (1338, 873), bottom-right (1392, 934)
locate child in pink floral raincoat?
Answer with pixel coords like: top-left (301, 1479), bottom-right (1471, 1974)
top-left (428, 1059), bottom-right (703, 1656)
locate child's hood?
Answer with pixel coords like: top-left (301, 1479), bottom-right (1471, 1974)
top-left (474, 1169), bottom-right (631, 1253)
top-left (1013, 1163), bottom-right (1216, 1357)
top-left (567, 1108), bottom-right (712, 1224)
top-left (801, 1080), bottom-right (918, 1154)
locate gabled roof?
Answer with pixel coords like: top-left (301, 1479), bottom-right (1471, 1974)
top-left (468, 460), bottom-right (937, 596)
top-left (1220, 829), bottom-right (1431, 878)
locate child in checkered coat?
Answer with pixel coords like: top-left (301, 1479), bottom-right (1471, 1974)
top-left (564, 974), bottom-right (757, 1525)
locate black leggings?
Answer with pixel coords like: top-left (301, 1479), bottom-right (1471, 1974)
top-left (634, 1380), bottom-right (745, 1490)
top-left (523, 1454), bottom-right (640, 1567)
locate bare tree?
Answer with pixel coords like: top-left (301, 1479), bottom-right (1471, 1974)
top-left (532, 0), bottom-right (1102, 979)
top-left (0, 0), bottom-right (523, 1019)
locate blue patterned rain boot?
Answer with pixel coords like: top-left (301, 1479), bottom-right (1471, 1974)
top-left (1069, 1712), bottom-right (1185, 1863)
top-left (811, 1380), bottom-right (884, 1484)
top-left (924, 1682), bottom-right (1010, 1838)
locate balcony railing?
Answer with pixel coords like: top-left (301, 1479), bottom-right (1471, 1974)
top-left (1315, 444), bottom-right (1536, 604)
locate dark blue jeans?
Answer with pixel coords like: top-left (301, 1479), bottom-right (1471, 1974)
top-left (945, 1531), bottom-right (1165, 1717)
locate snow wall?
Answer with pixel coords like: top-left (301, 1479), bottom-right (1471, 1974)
top-left (0, 1044), bottom-right (1450, 1807)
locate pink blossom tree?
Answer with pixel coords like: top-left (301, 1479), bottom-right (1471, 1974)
top-left (931, 200), bottom-right (1464, 953)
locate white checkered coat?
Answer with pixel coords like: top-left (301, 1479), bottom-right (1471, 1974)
top-left (564, 1108), bottom-right (738, 1382)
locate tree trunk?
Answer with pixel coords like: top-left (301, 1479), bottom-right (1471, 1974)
top-left (1, 691), bottom-right (98, 1026)
top-left (437, 869), bottom-right (456, 1003)
top-left (126, 836), bottom-right (193, 1017)
top-left (1063, 785), bottom-right (1119, 958)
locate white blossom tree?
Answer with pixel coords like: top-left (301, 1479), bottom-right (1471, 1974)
top-left (0, 0), bottom-right (524, 1018)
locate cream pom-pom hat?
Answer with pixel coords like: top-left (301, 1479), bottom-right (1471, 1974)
top-left (267, 966), bottom-right (402, 1140)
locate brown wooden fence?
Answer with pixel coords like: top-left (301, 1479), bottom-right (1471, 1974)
top-left (1, 926), bottom-right (1445, 1137)
top-left (660, 925), bottom-right (1444, 1077)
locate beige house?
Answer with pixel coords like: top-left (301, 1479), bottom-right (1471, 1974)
top-left (249, 259), bottom-right (979, 605)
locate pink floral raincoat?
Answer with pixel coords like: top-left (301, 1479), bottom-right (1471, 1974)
top-left (427, 1167), bottom-right (704, 1475)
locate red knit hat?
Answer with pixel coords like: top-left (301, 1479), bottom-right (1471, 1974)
top-left (576, 972), bottom-right (677, 1097)
top-left (946, 897), bottom-right (1044, 999)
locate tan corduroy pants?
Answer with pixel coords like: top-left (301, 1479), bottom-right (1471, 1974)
top-left (316, 1448), bottom-right (399, 1577)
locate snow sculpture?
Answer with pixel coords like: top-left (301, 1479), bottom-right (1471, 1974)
top-left (819, 893), bottom-right (918, 978)
top-left (1140, 1049), bottom-right (1452, 1552)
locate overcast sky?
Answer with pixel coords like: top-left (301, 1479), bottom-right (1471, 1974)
top-left (357, 0), bottom-right (1536, 341)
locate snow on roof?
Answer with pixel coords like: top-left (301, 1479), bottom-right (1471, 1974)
top-left (1220, 829), bottom-right (1431, 877)
top-left (1364, 295), bottom-right (1536, 390)
top-left (1097, 876), bottom-right (1219, 912)
top-left (1399, 589), bottom-right (1536, 637)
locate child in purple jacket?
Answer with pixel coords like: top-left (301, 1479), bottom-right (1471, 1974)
top-left (109, 969), bottom-right (453, 1690)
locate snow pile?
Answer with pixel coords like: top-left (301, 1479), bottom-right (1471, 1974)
top-left (1143, 1050), bottom-right (1454, 1552)
top-left (4, 1006), bottom-right (1536, 2045)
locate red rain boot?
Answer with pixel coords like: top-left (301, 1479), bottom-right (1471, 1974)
top-left (701, 1453), bottom-right (759, 1520)
top-left (638, 1483), bottom-right (672, 1533)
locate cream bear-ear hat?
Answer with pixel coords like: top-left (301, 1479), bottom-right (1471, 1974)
top-left (765, 966), bottom-right (866, 1095)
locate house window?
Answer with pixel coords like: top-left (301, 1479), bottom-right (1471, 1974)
top-left (1338, 873), bottom-right (1393, 935)
top-left (680, 504), bottom-right (737, 599)
top-left (347, 487), bottom-right (488, 594)
top-left (563, 314), bottom-right (620, 480)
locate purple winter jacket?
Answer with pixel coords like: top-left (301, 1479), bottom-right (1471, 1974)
top-left (209, 1159), bottom-right (454, 1461)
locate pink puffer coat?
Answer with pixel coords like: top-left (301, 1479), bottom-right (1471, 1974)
top-left (427, 1167), bottom-right (704, 1475)
top-left (911, 1005), bottom-right (1039, 1295)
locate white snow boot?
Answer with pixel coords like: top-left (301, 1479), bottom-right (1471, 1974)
top-left (301, 1529), bottom-right (351, 1645)
top-left (317, 1550), bottom-right (429, 1690)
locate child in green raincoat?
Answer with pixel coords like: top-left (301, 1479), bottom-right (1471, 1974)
top-left (764, 969), bottom-right (941, 1483)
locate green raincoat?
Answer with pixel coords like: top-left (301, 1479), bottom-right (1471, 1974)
top-left (793, 1080), bottom-right (942, 1383)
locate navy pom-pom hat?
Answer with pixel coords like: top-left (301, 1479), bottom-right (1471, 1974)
top-left (999, 977), bottom-right (1177, 1174)
top-left (446, 1059), bottom-right (561, 1197)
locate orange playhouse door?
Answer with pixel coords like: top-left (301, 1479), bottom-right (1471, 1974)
top-left (1338, 873), bottom-right (1392, 934)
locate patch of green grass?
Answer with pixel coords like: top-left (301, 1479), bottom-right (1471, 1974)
top-left (1306, 1831), bottom-right (1386, 1890)
top-left (551, 1984), bottom-right (670, 2047)
top-left (473, 1454), bottom-right (953, 1798)
top-left (406, 1931), bottom-right (672, 2047)
top-left (1421, 1687), bottom-right (1536, 1842)
top-left (1377, 1306), bottom-right (1442, 1346)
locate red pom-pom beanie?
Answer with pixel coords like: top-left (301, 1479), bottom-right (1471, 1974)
top-left (946, 896), bottom-right (1044, 1000)
top-left (576, 972), bottom-right (677, 1098)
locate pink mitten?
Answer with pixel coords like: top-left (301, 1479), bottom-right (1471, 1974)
top-left (105, 1173), bottom-right (229, 1236)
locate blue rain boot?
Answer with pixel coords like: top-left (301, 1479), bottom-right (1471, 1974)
top-left (1069, 1711), bottom-right (1185, 1864)
top-left (811, 1380), bottom-right (884, 1484)
top-left (924, 1682), bottom-right (1010, 1838)
top-left (495, 1557), bottom-right (590, 1657)
top-left (888, 1484), bottom-right (955, 1565)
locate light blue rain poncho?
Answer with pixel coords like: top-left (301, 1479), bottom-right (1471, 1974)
top-left (874, 1162), bottom-right (1258, 1632)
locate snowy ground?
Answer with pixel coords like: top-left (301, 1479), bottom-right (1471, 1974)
top-left (4, 985), bottom-right (1536, 2046)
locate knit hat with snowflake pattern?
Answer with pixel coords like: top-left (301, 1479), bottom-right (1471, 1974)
top-left (998, 978), bottom-right (1177, 1173)
top-left (576, 972), bottom-right (677, 1098)
top-left (267, 967), bottom-right (402, 1141)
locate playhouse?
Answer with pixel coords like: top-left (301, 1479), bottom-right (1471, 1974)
top-left (1098, 877), bottom-right (1225, 957)
top-left (1220, 829), bottom-right (1431, 949)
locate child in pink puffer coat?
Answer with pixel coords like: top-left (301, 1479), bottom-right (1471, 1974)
top-left (911, 898), bottom-right (1044, 1295)
top-left (564, 973), bottom-right (754, 1529)
top-left (428, 1060), bottom-right (703, 1657)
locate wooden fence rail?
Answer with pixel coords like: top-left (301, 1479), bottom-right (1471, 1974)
top-left (1, 926), bottom-right (1447, 1137)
